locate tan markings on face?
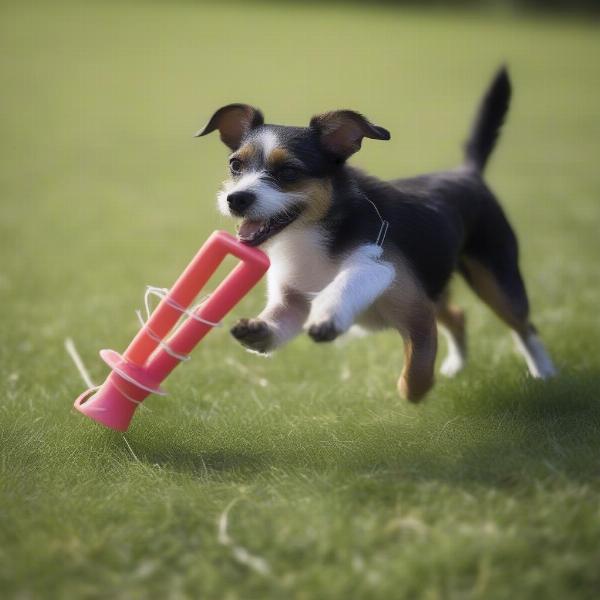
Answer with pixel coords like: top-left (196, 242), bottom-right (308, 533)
top-left (233, 143), bottom-right (258, 164)
top-left (266, 147), bottom-right (291, 169)
top-left (284, 178), bottom-right (333, 222)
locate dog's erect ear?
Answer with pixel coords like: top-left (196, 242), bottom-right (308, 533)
top-left (310, 110), bottom-right (390, 160)
top-left (195, 104), bottom-right (264, 150)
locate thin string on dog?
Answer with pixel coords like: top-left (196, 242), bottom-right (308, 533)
top-left (375, 219), bottom-right (389, 247)
top-left (358, 192), bottom-right (389, 247)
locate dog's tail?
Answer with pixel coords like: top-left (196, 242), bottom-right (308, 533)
top-left (464, 66), bottom-right (511, 172)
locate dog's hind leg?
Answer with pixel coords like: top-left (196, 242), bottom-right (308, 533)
top-left (460, 256), bottom-right (556, 379)
top-left (377, 272), bottom-right (438, 402)
top-left (398, 308), bottom-right (438, 402)
top-left (436, 288), bottom-right (467, 377)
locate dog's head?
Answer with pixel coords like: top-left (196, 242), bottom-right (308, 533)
top-left (196, 104), bottom-right (390, 246)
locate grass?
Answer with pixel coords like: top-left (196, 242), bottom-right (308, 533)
top-left (1, 0), bottom-right (600, 598)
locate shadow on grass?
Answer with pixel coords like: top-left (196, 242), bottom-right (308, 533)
top-left (118, 369), bottom-right (600, 493)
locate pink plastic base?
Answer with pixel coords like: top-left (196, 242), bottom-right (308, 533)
top-left (74, 350), bottom-right (166, 431)
top-left (73, 230), bottom-right (270, 432)
top-left (100, 349), bottom-right (165, 396)
top-left (74, 378), bottom-right (137, 432)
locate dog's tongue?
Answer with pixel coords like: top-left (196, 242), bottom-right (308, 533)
top-left (237, 219), bottom-right (264, 241)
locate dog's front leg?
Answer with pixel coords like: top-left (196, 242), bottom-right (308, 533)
top-left (307, 245), bottom-right (395, 342)
top-left (231, 286), bottom-right (310, 355)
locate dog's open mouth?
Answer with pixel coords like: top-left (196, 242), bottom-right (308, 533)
top-left (236, 206), bottom-right (303, 246)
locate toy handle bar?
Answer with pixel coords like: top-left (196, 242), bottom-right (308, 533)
top-left (74, 231), bottom-right (270, 431)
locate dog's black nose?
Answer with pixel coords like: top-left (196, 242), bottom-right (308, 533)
top-left (227, 191), bottom-right (255, 215)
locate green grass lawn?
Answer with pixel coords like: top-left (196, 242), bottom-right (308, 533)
top-left (1, 1), bottom-right (600, 598)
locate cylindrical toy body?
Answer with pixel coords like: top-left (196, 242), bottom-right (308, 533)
top-left (73, 231), bottom-right (269, 431)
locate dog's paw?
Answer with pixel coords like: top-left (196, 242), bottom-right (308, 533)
top-left (230, 318), bottom-right (273, 354)
top-left (439, 354), bottom-right (465, 378)
top-left (308, 319), bottom-right (342, 343)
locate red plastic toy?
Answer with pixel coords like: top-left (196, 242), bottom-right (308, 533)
top-left (73, 230), bottom-right (270, 431)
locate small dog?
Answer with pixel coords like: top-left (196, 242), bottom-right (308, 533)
top-left (196, 66), bottom-right (556, 401)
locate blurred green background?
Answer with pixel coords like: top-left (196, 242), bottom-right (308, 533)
top-left (1, 1), bottom-right (599, 599)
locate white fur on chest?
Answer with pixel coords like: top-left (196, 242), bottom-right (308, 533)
top-left (264, 226), bottom-right (338, 296)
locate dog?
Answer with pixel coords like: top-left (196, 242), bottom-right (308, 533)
top-left (196, 66), bottom-right (556, 401)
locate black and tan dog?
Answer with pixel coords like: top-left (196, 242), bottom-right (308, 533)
top-left (196, 66), bottom-right (556, 401)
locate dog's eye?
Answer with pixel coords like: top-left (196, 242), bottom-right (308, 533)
top-left (229, 158), bottom-right (243, 175)
top-left (277, 166), bottom-right (301, 182)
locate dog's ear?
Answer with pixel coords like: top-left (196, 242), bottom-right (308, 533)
top-left (195, 104), bottom-right (264, 150)
top-left (310, 110), bottom-right (390, 160)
